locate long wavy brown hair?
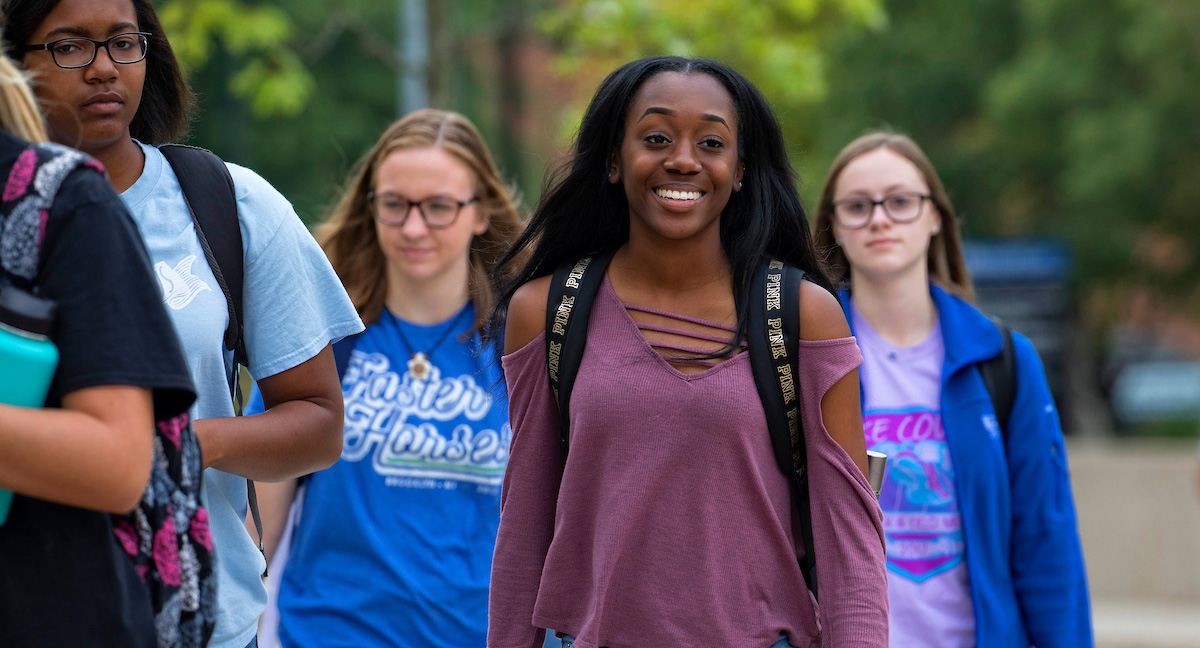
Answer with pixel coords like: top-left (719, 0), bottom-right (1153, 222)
top-left (813, 131), bottom-right (975, 302)
top-left (317, 109), bottom-right (524, 331)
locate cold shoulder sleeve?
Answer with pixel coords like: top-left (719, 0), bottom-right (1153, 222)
top-left (489, 332), bottom-right (563, 648)
top-left (796, 336), bottom-right (889, 647)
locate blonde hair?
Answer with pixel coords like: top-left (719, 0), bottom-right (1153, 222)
top-left (317, 109), bottom-right (524, 330)
top-left (0, 52), bottom-right (46, 142)
top-left (813, 131), bottom-right (975, 302)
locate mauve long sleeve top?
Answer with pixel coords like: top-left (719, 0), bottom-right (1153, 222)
top-left (488, 278), bottom-right (888, 648)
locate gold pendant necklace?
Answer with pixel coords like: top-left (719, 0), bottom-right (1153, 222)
top-left (407, 352), bottom-right (433, 380)
top-left (390, 306), bottom-right (471, 381)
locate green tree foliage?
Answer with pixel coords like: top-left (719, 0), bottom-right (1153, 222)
top-left (176, 0), bottom-right (551, 223)
top-left (982, 0), bottom-right (1200, 297)
top-left (805, 0), bottom-right (1022, 233)
top-left (170, 0), bottom-right (1198, 315)
top-left (810, 0), bottom-right (1200, 304)
top-left (160, 0), bottom-right (315, 117)
top-left (181, 0), bottom-right (400, 222)
top-left (539, 0), bottom-right (887, 151)
top-left (544, 0), bottom-right (885, 104)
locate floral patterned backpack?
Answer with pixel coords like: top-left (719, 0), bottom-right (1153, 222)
top-left (0, 142), bottom-right (216, 647)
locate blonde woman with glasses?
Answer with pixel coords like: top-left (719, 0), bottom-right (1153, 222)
top-left (250, 109), bottom-right (523, 648)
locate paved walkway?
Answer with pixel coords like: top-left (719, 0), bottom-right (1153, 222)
top-left (1094, 599), bottom-right (1200, 648)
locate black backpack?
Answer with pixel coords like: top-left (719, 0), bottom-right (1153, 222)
top-left (157, 145), bottom-right (269, 560)
top-left (0, 142), bottom-right (217, 647)
top-left (979, 316), bottom-right (1017, 441)
top-left (545, 252), bottom-right (823, 599)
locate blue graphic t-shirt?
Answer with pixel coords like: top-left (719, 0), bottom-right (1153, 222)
top-left (277, 304), bottom-right (510, 648)
top-left (851, 300), bottom-right (975, 648)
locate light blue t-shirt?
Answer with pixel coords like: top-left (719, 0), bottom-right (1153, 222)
top-left (121, 142), bottom-right (364, 648)
top-left (275, 304), bottom-right (510, 648)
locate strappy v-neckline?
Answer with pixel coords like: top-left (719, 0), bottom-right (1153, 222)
top-left (601, 274), bottom-right (748, 381)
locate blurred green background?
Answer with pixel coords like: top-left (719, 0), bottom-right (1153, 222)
top-left (160, 0), bottom-right (1200, 435)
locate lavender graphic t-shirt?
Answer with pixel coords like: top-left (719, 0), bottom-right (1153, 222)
top-left (851, 300), bottom-right (975, 647)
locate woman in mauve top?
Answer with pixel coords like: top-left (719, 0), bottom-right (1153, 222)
top-left (487, 56), bottom-right (888, 648)
top-left (813, 132), bottom-right (1091, 647)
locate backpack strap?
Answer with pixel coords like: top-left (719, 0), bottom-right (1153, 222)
top-left (545, 250), bottom-right (616, 460)
top-left (159, 144), bottom-right (245, 367)
top-left (979, 316), bottom-right (1016, 442)
top-left (157, 144), bottom-right (270, 568)
top-left (543, 253), bottom-right (819, 599)
top-left (747, 259), bottom-right (817, 600)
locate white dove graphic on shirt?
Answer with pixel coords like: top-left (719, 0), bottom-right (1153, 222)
top-left (155, 255), bottom-right (212, 310)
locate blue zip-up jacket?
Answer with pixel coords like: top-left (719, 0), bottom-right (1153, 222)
top-left (841, 285), bottom-right (1092, 648)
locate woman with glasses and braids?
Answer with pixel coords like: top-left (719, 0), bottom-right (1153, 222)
top-left (1, 2), bottom-right (364, 647)
top-left (813, 131), bottom-right (1092, 648)
top-left (246, 109), bottom-right (523, 648)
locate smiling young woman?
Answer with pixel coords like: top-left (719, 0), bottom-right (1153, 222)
top-left (611, 72), bottom-right (742, 249)
top-left (487, 56), bottom-right (888, 648)
top-left (813, 132), bottom-right (1092, 648)
top-left (2, 2), bottom-right (365, 647)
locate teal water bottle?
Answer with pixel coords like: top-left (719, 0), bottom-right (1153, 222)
top-left (0, 286), bottom-right (58, 525)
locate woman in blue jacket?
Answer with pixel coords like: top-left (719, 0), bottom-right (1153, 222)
top-left (813, 131), bottom-right (1092, 647)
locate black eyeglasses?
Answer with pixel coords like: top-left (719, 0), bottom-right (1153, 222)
top-left (24, 32), bottom-right (150, 69)
top-left (830, 192), bottom-right (931, 229)
top-left (367, 192), bottom-right (477, 229)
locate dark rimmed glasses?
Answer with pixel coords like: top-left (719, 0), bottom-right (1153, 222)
top-left (830, 192), bottom-right (931, 229)
top-left (367, 191), bottom-right (477, 229)
top-left (23, 32), bottom-right (151, 69)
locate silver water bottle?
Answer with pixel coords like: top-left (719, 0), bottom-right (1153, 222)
top-left (866, 450), bottom-right (887, 499)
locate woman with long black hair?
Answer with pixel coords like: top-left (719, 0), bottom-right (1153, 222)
top-left (487, 56), bottom-right (888, 648)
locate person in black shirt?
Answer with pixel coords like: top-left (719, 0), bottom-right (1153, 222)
top-left (0, 51), bottom-right (195, 646)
